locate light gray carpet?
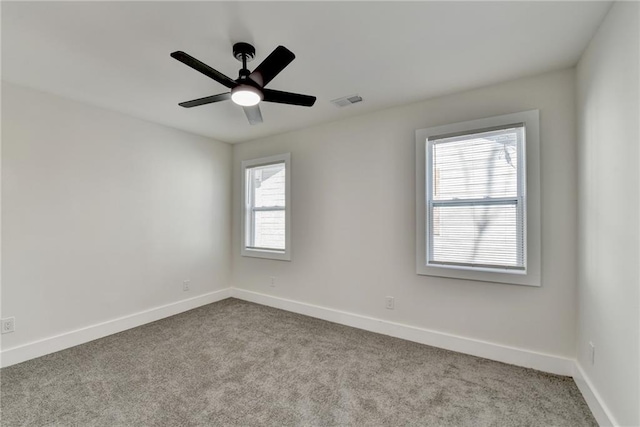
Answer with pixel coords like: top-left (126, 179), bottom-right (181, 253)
top-left (1, 298), bottom-right (596, 426)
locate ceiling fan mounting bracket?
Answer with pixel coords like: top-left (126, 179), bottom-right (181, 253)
top-left (233, 42), bottom-right (256, 63)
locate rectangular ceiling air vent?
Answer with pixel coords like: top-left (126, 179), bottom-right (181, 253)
top-left (330, 94), bottom-right (363, 107)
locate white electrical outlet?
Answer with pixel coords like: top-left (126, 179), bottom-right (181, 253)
top-left (269, 277), bottom-right (276, 288)
top-left (385, 296), bottom-right (395, 310)
top-left (183, 280), bottom-right (190, 292)
top-left (1, 317), bottom-right (15, 334)
top-left (589, 341), bottom-right (595, 365)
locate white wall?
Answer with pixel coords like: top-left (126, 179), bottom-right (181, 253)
top-left (1, 82), bottom-right (232, 351)
top-left (576, 2), bottom-right (640, 426)
top-left (232, 69), bottom-right (578, 359)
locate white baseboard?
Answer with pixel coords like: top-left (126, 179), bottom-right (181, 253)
top-left (231, 288), bottom-right (574, 376)
top-left (573, 362), bottom-right (617, 427)
top-left (0, 288), bottom-right (232, 368)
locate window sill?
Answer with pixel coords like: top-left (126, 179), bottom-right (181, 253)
top-left (416, 262), bottom-right (540, 287)
top-left (241, 247), bottom-right (291, 261)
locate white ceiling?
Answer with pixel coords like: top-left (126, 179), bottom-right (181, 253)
top-left (2, 1), bottom-right (611, 144)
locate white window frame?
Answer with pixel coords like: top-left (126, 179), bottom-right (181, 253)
top-left (415, 110), bottom-right (541, 286)
top-left (241, 153), bottom-right (291, 261)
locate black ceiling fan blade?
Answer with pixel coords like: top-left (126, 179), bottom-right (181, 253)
top-left (263, 89), bottom-right (316, 107)
top-left (178, 93), bottom-right (231, 108)
top-left (171, 51), bottom-right (237, 89)
top-left (243, 105), bottom-right (263, 125)
top-left (249, 46), bottom-right (295, 87)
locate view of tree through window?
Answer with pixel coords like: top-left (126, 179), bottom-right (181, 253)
top-left (428, 126), bottom-right (525, 269)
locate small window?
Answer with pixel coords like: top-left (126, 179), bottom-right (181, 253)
top-left (416, 111), bottom-right (540, 286)
top-left (241, 153), bottom-right (291, 261)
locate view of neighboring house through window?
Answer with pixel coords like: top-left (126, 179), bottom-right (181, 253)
top-left (247, 163), bottom-right (285, 250)
top-left (241, 153), bottom-right (291, 261)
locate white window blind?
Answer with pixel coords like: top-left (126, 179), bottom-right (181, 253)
top-left (246, 162), bottom-right (286, 251)
top-left (427, 125), bottom-right (526, 270)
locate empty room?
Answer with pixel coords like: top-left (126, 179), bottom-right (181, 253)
top-left (1, 1), bottom-right (638, 426)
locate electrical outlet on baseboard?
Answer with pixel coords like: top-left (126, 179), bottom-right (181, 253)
top-left (269, 277), bottom-right (276, 288)
top-left (589, 341), bottom-right (595, 365)
top-left (183, 280), bottom-right (191, 292)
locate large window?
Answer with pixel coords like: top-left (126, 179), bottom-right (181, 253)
top-left (416, 111), bottom-right (540, 286)
top-left (241, 153), bottom-right (291, 261)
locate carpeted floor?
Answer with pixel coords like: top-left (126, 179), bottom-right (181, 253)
top-left (1, 298), bottom-right (596, 426)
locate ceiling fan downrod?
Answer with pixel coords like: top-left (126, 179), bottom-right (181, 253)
top-left (233, 42), bottom-right (255, 79)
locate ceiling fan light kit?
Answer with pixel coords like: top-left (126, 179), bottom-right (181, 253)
top-left (171, 42), bottom-right (316, 125)
top-left (231, 85), bottom-right (262, 107)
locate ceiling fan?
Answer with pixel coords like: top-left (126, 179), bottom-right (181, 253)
top-left (171, 43), bottom-right (316, 125)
